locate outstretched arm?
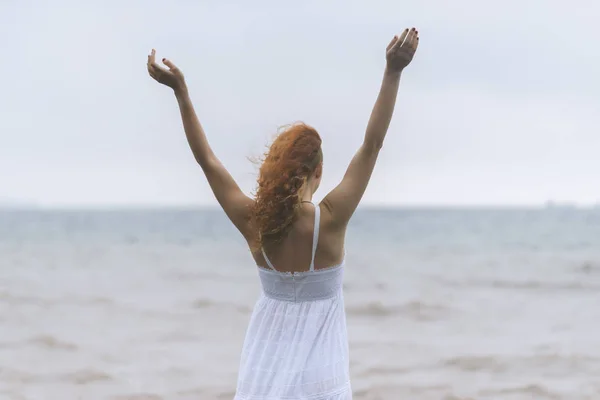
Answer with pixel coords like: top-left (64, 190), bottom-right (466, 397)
top-left (147, 50), bottom-right (254, 238)
top-left (322, 28), bottom-right (419, 228)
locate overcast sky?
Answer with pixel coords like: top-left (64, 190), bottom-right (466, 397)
top-left (1, 0), bottom-right (598, 207)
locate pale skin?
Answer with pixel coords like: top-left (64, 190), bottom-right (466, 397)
top-left (147, 27), bottom-right (419, 272)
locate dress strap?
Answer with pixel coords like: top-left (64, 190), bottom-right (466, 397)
top-left (309, 205), bottom-right (320, 271)
top-left (261, 248), bottom-right (277, 271)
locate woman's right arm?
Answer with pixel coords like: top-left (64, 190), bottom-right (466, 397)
top-left (147, 50), bottom-right (254, 239)
top-left (322, 28), bottom-right (419, 228)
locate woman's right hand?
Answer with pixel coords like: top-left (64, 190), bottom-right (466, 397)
top-left (385, 27), bottom-right (419, 73)
top-left (147, 49), bottom-right (186, 92)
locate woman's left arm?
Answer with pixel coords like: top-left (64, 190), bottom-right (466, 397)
top-left (147, 50), bottom-right (254, 238)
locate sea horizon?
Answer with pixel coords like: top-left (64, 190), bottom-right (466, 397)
top-left (1, 201), bottom-right (598, 212)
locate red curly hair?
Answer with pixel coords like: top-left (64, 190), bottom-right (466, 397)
top-left (252, 122), bottom-right (323, 251)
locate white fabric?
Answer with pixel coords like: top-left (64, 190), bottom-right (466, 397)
top-left (261, 246), bottom-right (276, 271)
top-left (235, 204), bottom-right (351, 399)
top-left (309, 206), bottom-right (320, 272)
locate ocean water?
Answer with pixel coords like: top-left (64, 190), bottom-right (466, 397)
top-left (1, 207), bottom-right (600, 400)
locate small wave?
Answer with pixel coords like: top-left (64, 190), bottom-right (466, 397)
top-left (175, 388), bottom-right (236, 399)
top-left (110, 395), bottom-right (163, 400)
top-left (352, 384), bottom-right (456, 399)
top-left (444, 353), bottom-right (600, 374)
top-left (27, 335), bottom-right (78, 351)
top-left (577, 261), bottom-right (600, 274)
top-left (434, 277), bottom-right (600, 292)
top-left (347, 301), bottom-right (398, 317)
top-left (158, 332), bottom-right (203, 344)
top-left (60, 368), bottom-right (112, 384)
top-left (443, 356), bottom-right (506, 373)
top-left (163, 270), bottom-right (225, 282)
top-left (215, 390), bottom-right (240, 399)
top-left (0, 291), bottom-right (115, 308)
top-left (358, 365), bottom-right (413, 377)
top-left (480, 384), bottom-right (560, 399)
top-left (191, 298), bottom-right (252, 314)
top-left (0, 390), bottom-right (29, 400)
top-left (347, 301), bottom-right (449, 320)
top-left (0, 291), bottom-right (45, 306)
top-left (0, 368), bottom-right (40, 384)
top-left (87, 296), bottom-right (114, 305)
top-left (192, 298), bottom-right (212, 308)
top-left (488, 279), bottom-right (600, 291)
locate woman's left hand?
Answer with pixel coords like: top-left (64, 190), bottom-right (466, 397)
top-left (385, 28), bottom-right (419, 73)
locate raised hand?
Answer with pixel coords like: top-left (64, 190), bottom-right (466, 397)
top-left (385, 28), bottom-right (419, 72)
top-left (147, 49), bottom-right (186, 91)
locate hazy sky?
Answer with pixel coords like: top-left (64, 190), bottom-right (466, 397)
top-left (1, 0), bottom-right (598, 207)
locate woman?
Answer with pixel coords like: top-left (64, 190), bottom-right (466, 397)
top-left (147, 27), bottom-right (419, 399)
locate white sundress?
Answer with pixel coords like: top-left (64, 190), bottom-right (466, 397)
top-left (235, 204), bottom-right (352, 399)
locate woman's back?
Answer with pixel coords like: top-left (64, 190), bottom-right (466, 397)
top-left (254, 202), bottom-right (344, 274)
top-left (235, 203), bottom-right (351, 399)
